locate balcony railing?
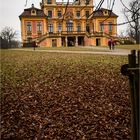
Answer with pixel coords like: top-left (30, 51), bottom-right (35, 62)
top-left (61, 31), bottom-right (86, 35)
top-left (37, 31), bottom-right (42, 36)
top-left (27, 31), bottom-right (32, 35)
top-left (92, 31), bottom-right (104, 36)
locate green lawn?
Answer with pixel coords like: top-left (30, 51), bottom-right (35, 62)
top-left (1, 50), bottom-right (131, 139)
top-left (18, 44), bottom-right (139, 51)
top-left (115, 44), bottom-right (140, 50)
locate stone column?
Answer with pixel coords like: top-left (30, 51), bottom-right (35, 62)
top-left (75, 36), bottom-right (78, 47)
top-left (65, 36), bottom-right (67, 47)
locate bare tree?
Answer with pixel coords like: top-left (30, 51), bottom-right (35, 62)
top-left (0, 27), bottom-right (17, 48)
top-left (122, 0), bottom-right (140, 44)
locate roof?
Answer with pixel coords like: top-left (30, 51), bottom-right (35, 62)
top-left (93, 8), bottom-right (118, 17)
top-left (19, 4), bottom-right (46, 18)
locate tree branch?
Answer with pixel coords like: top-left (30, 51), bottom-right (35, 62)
top-left (123, 9), bottom-right (135, 29)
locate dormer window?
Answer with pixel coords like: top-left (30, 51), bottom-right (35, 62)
top-left (31, 10), bottom-right (36, 15)
top-left (103, 10), bottom-right (108, 15)
top-left (32, 10), bottom-right (35, 14)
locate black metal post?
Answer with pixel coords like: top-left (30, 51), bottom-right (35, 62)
top-left (121, 50), bottom-right (140, 140)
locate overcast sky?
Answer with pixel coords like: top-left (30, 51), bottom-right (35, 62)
top-left (0, 0), bottom-right (131, 40)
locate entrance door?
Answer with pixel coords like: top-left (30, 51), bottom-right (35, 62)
top-left (96, 38), bottom-right (101, 46)
top-left (68, 37), bottom-right (75, 46)
top-left (78, 36), bottom-right (84, 46)
top-left (62, 37), bottom-right (65, 46)
top-left (52, 39), bottom-right (57, 47)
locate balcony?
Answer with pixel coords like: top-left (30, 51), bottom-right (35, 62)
top-left (48, 32), bottom-right (61, 36)
top-left (37, 31), bottom-right (42, 36)
top-left (61, 31), bottom-right (86, 35)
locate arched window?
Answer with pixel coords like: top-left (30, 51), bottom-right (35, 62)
top-left (66, 20), bottom-right (73, 32)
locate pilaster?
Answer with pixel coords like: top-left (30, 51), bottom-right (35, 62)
top-left (75, 36), bottom-right (78, 46)
top-left (65, 37), bottom-right (67, 47)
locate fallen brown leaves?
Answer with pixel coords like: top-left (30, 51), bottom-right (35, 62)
top-left (1, 51), bottom-right (131, 139)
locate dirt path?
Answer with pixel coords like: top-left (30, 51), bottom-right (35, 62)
top-left (11, 48), bottom-right (131, 56)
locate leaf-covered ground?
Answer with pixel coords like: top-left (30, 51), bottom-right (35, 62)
top-left (1, 50), bottom-right (131, 139)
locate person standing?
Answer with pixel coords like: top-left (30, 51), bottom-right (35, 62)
top-left (108, 39), bottom-right (112, 50)
top-left (112, 40), bottom-right (115, 50)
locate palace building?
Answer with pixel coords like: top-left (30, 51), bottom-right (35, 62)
top-left (19, 0), bottom-right (118, 47)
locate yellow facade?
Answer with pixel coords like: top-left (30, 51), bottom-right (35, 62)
top-left (19, 1), bottom-right (118, 47)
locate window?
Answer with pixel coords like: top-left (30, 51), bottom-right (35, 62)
top-left (66, 20), bottom-right (73, 32)
top-left (58, 23), bottom-right (62, 32)
top-left (99, 22), bottom-right (104, 32)
top-left (31, 10), bottom-right (36, 15)
top-left (47, 0), bottom-right (52, 4)
top-left (108, 22), bottom-right (112, 32)
top-left (85, 0), bottom-right (89, 5)
top-left (85, 11), bottom-right (89, 18)
top-left (93, 23), bottom-right (94, 32)
top-left (58, 11), bottom-right (62, 18)
top-left (77, 23), bottom-right (81, 32)
top-left (86, 24), bottom-right (90, 33)
top-left (32, 10), bottom-right (35, 14)
top-left (37, 22), bottom-right (42, 32)
top-left (48, 24), bottom-right (53, 33)
top-left (48, 10), bottom-right (52, 18)
top-left (76, 11), bottom-right (80, 18)
top-left (52, 39), bottom-right (57, 47)
top-left (26, 22), bottom-right (32, 32)
top-left (104, 10), bottom-right (108, 15)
